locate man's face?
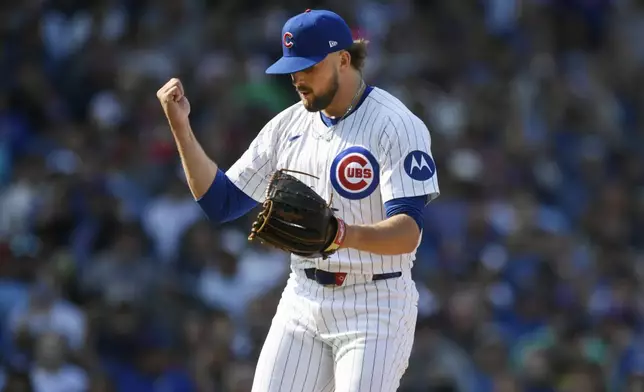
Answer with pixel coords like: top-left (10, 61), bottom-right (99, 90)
top-left (291, 53), bottom-right (341, 112)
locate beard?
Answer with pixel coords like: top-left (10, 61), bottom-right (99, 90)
top-left (299, 71), bottom-right (340, 112)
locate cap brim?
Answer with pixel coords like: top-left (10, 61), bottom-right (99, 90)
top-left (265, 55), bottom-right (326, 74)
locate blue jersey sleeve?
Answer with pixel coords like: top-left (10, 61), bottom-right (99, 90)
top-left (197, 169), bottom-right (259, 223)
top-left (383, 196), bottom-right (426, 231)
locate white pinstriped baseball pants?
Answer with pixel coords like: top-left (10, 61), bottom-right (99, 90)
top-left (251, 268), bottom-right (419, 392)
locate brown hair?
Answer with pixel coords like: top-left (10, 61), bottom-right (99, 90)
top-left (347, 39), bottom-right (369, 72)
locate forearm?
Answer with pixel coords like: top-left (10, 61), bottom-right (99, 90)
top-left (171, 123), bottom-right (218, 199)
top-left (341, 214), bottom-right (421, 255)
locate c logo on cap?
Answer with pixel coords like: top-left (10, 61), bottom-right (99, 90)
top-left (283, 32), bottom-right (294, 48)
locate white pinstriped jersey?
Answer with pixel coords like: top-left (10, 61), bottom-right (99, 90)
top-left (226, 87), bottom-right (439, 275)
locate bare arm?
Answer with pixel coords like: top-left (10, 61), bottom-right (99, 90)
top-left (171, 123), bottom-right (218, 200)
top-left (342, 214), bottom-right (421, 255)
top-left (157, 78), bottom-right (218, 200)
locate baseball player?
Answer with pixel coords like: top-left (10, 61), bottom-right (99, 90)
top-left (157, 9), bottom-right (439, 392)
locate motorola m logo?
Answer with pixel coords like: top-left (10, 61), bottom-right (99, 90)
top-left (409, 154), bottom-right (433, 174)
top-left (404, 150), bottom-right (436, 181)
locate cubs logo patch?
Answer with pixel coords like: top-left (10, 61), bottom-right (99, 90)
top-left (404, 150), bottom-right (436, 181)
top-left (330, 146), bottom-right (380, 200)
top-left (283, 32), bottom-right (294, 48)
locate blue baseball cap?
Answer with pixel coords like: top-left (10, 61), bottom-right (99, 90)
top-left (265, 9), bottom-right (354, 75)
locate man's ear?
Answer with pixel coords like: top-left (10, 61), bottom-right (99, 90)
top-left (340, 50), bottom-right (352, 70)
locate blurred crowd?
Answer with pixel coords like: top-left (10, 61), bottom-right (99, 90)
top-left (1, 0), bottom-right (644, 391)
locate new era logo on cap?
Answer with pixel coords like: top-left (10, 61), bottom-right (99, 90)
top-left (265, 9), bottom-right (354, 75)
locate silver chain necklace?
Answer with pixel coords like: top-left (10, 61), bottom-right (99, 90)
top-left (314, 78), bottom-right (366, 141)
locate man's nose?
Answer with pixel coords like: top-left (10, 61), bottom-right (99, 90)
top-left (291, 72), bottom-right (304, 86)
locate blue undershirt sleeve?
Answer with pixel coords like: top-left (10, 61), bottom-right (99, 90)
top-left (383, 196), bottom-right (426, 232)
top-left (196, 169), bottom-right (259, 224)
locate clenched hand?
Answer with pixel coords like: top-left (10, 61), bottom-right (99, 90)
top-left (157, 78), bottom-right (191, 130)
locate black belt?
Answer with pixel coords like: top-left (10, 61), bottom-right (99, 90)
top-left (304, 268), bottom-right (402, 287)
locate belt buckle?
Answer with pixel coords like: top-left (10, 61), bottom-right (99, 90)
top-left (315, 269), bottom-right (346, 287)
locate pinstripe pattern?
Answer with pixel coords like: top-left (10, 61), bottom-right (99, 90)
top-left (230, 87), bottom-right (439, 275)
top-left (229, 86), bottom-right (435, 391)
top-left (252, 272), bottom-right (335, 392)
top-left (252, 270), bottom-right (419, 392)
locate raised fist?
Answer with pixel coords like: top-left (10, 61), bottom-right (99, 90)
top-left (157, 78), bottom-right (191, 128)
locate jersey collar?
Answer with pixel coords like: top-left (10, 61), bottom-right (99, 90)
top-left (319, 85), bottom-right (374, 128)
